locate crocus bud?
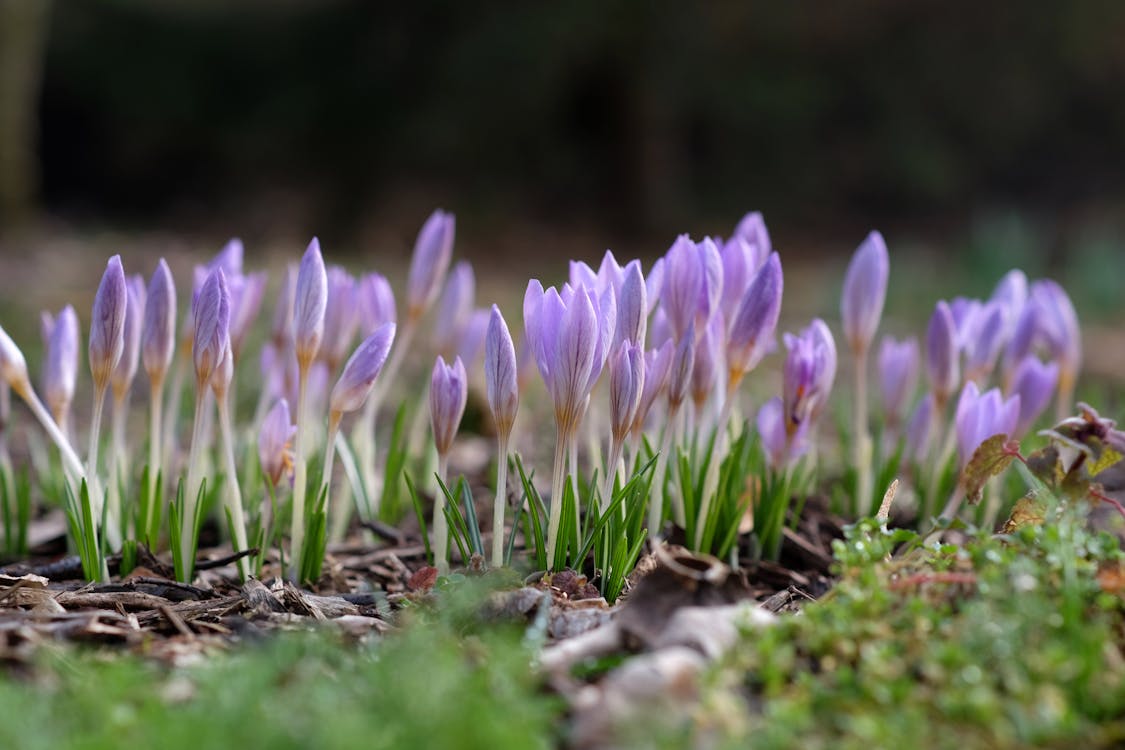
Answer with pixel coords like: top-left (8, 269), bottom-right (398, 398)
top-left (457, 309), bottom-right (490, 367)
top-left (111, 275), bottom-right (146, 397)
top-left (430, 355), bottom-right (468, 457)
top-left (89, 255), bottom-right (128, 390)
top-left (0, 325), bottom-right (29, 390)
top-left (645, 258), bottom-right (664, 316)
top-left (719, 236), bottom-right (764, 326)
top-left (357, 272), bottom-right (396, 335)
top-left (948, 297), bottom-right (981, 351)
top-left (757, 395), bottom-right (810, 470)
top-left (990, 269), bottom-right (1028, 331)
top-left (210, 336), bottom-right (234, 397)
top-left (691, 318), bottom-right (720, 411)
top-left (294, 238), bottom-right (328, 367)
top-left (329, 323), bottom-right (396, 414)
top-left (39, 311), bottom-right (54, 346)
top-left (1001, 304), bottom-right (1038, 387)
top-left (925, 300), bottom-right (959, 406)
top-left (667, 324), bottom-right (696, 410)
top-left (840, 230), bottom-right (889, 354)
top-left (192, 268), bottom-right (231, 386)
top-left (433, 261), bottom-right (475, 357)
top-left (484, 305), bottom-right (519, 436)
top-left (727, 252), bottom-right (783, 380)
top-left (661, 235), bottom-right (704, 341)
top-left (877, 335), bottom-right (919, 426)
top-left (632, 339), bottom-right (674, 435)
top-left (1010, 356), bottom-right (1058, 438)
top-left (142, 258), bottom-right (176, 383)
top-left (695, 237), bottom-right (724, 331)
top-left (613, 260), bottom-right (647, 347)
top-left (904, 393), bottom-right (935, 463)
top-left (963, 300), bottom-right (1006, 384)
top-left (229, 270), bottom-right (267, 359)
top-left (43, 306), bottom-right (79, 421)
top-left (954, 382), bottom-right (1020, 468)
top-left (259, 398), bottom-right (296, 488)
top-left (732, 211), bottom-right (771, 256)
top-left (1029, 279), bottom-right (1081, 388)
top-left (406, 209), bottom-right (455, 321)
top-left (271, 264), bottom-right (297, 345)
top-left (609, 341), bottom-right (645, 442)
top-left (321, 266), bottom-right (359, 370)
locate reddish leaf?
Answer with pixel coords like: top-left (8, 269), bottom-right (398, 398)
top-left (961, 434), bottom-right (1018, 504)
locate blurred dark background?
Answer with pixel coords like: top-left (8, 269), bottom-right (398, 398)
top-left (1, 0), bottom-right (1123, 341)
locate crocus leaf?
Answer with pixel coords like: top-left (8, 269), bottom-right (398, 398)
top-left (961, 434), bottom-right (1017, 504)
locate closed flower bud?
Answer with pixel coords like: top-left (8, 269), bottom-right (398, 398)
top-left (407, 209), bottom-right (455, 321)
top-left (294, 238), bottom-right (328, 366)
top-left (271, 264), bottom-right (297, 345)
top-left (609, 341), bottom-right (645, 442)
top-left (877, 335), bottom-right (919, 426)
top-left (662, 235), bottom-right (704, 341)
top-left (192, 268), bottom-right (231, 386)
top-left (111, 275), bottom-right (146, 396)
top-left (732, 211), bottom-right (771, 256)
top-left (1010, 356), bottom-right (1058, 438)
top-left (259, 398), bottom-right (296, 488)
top-left (142, 258), bottom-right (177, 383)
top-left (925, 300), bottom-right (959, 405)
top-left (0, 325), bottom-right (29, 391)
top-left (330, 323), bottom-right (396, 414)
top-left (963, 300), bottom-right (1006, 384)
top-left (954, 382), bottom-right (1020, 468)
top-left (229, 270), bottom-right (267, 360)
top-left (484, 305), bottom-right (519, 436)
top-left (757, 395), bottom-right (810, 469)
top-left (719, 235), bottom-right (765, 327)
top-left (89, 255), bottom-right (128, 389)
top-left (667, 324), bottom-right (696, 410)
top-left (43, 306), bottom-right (79, 421)
top-left (691, 318), bottom-right (721, 411)
top-left (357, 272), bottom-right (396, 335)
top-left (433, 261), bottom-right (475, 357)
top-left (1029, 279), bottom-right (1081, 383)
top-left (321, 266), bottom-right (359, 370)
top-left (840, 230), bottom-right (889, 354)
top-left (613, 260), bottom-right (647, 347)
top-left (904, 393), bottom-right (935, 463)
top-left (632, 339), bottom-right (674, 434)
top-left (430, 355), bottom-right (468, 457)
top-left (727, 252), bottom-right (783, 379)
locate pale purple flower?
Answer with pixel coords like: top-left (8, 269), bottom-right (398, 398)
top-left (990, 269), bottom-right (1028, 331)
top-left (609, 341), bottom-right (645, 442)
top-left (631, 340), bottom-right (674, 436)
top-left (904, 394), bottom-right (935, 463)
top-left (1001, 303), bottom-right (1038, 386)
top-left (142, 258), bottom-right (176, 382)
top-left (43, 306), bottom-right (79, 419)
top-left (645, 258), bottom-right (664, 316)
top-left (963, 300), bottom-right (1007, 384)
top-left (732, 211), bottom-right (772, 256)
top-left (570, 250), bottom-right (623, 296)
top-left (89, 255), bottom-right (128, 388)
top-left (430, 355), bottom-right (468, 457)
top-left (321, 266), bottom-right (359, 369)
top-left (1029, 279), bottom-right (1081, 384)
top-left (925, 300), bottom-right (959, 406)
top-left (782, 319), bottom-right (836, 432)
top-left (757, 396), bottom-right (810, 469)
top-left (1010, 356), bottom-right (1058, 438)
top-left (667, 324), bottom-right (696, 410)
top-left (294, 238), bottom-right (328, 365)
top-left (0, 325), bottom-right (28, 389)
top-left (457, 309), bottom-right (490, 367)
top-left (877, 335), bottom-right (919, 426)
top-left (406, 209), bottom-right (455, 320)
top-left (840, 230), bottom-right (889, 354)
top-left (210, 335), bottom-right (234, 396)
top-left (111, 275), bottom-right (146, 395)
top-left (661, 236), bottom-right (722, 339)
top-left (192, 268), bottom-right (231, 385)
top-left (948, 297), bottom-right (981, 352)
top-left (259, 398), bottom-right (296, 488)
top-left (524, 279), bottom-right (615, 431)
top-left (613, 260), bottom-right (647, 347)
top-left (434, 261), bottom-right (475, 356)
top-left (485, 305), bottom-right (519, 436)
top-left (270, 264), bottom-right (297, 345)
top-left (727, 252), bottom-right (783, 380)
top-left (719, 235), bottom-right (766, 327)
top-left (357, 272), bottom-right (396, 335)
top-left (954, 381), bottom-right (1020, 468)
top-left (330, 323), bottom-right (396, 414)
top-left (691, 318), bottom-right (721, 411)
top-left (229, 270), bottom-right (267, 359)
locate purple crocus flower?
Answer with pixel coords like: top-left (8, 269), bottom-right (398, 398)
top-left (667, 324), bottom-right (696, 411)
top-left (962, 300), bottom-right (1007, 385)
top-left (357, 272), bottom-right (396, 335)
top-left (1029, 279), bottom-right (1081, 390)
top-left (631, 339), bottom-right (674, 437)
top-left (229, 270), bottom-right (267, 360)
top-left (111, 275), bottom-right (146, 396)
top-left (329, 323), bottom-right (396, 414)
top-left (904, 393), bottom-right (935, 463)
top-left (732, 211), bottom-right (772, 256)
top-left (609, 340), bottom-right (645, 443)
top-left (406, 209), bottom-right (455, 321)
top-left (613, 260), bottom-right (647, 347)
top-left (840, 230), bottom-right (889, 354)
top-left (270, 263), bottom-right (297, 346)
top-left (953, 381), bottom-right (1021, 468)
top-left (294, 238), bottom-right (328, 367)
top-left (456, 309), bottom-right (490, 368)
top-left (570, 250), bottom-right (623, 297)
top-left (192, 268), bottom-right (231, 386)
top-left (1001, 303), bottom-right (1038, 387)
top-left (1009, 356), bottom-right (1058, 438)
top-left (947, 297), bottom-right (981, 352)
top-left (430, 355), bottom-right (468, 458)
top-left (726, 252), bottom-right (783, 384)
top-left (757, 396), bottom-right (810, 469)
top-left (719, 235), bottom-right (766, 328)
top-left (782, 319), bottom-right (837, 433)
top-left (990, 269), bottom-right (1028, 331)
top-left (661, 236), bottom-right (722, 340)
top-left (925, 300), bottom-right (959, 407)
top-left (691, 318), bottom-right (721, 412)
top-left (645, 257), bottom-right (665, 316)
top-left (524, 279), bottom-right (615, 433)
top-left (259, 398), bottom-right (296, 488)
top-left (89, 255), bottom-right (128, 389)
top-left (434, 261), bottom-right (475, 357)
top-left (320, 266), bottom-right (359, 370)
top-left (877, 335), bottom-right (919, 426)
top-left (43, 306), bottom-right (79, 422)
top-left (142, 259), bottom-right (176, 383)
top-left (484, 305), bottom-right (519, 437)
top-left (0, 325), bottom-right (28, 391)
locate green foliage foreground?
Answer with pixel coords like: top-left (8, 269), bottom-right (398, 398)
top-left (3, 505), bottom-right (1124, 749)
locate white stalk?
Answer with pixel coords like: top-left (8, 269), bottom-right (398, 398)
top-left (491, 432), bottom-right (511, 567)
top-left (216, 390), bottom-right (250, 580)
top-left (432, 452), bottom-right (450, 572)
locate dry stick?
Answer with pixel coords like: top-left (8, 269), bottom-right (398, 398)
top-left (216, 390), bottom-right (251, 580)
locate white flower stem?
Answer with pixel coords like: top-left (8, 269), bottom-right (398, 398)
top-left (144, 376), bottom-right (164, 544)
top-left (288, 362), bottom-right (312, 583)
top-left (432, 452), bottom-right (450, 572)
top-left (601, 437), bottom-right (622, 516)
top-left (216, 390), bottom-right (250, 580)
top-left (104, 389), bottom-right (127, 550)
top-left (649, 403), bottom-right (680, 540)
top-left (852, 349), bottom-right (873, 517)
top-left (181, 388), bottom-right (208, 581)
top-left (13, 380), bottom-right (85, 483)
top-left (491, 432), bottom-right (510, 567)
top-left (545, 421), bottom-right (569, 570)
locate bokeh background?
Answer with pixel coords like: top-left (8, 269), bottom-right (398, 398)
top-left (1, 0), bottom-right (1123, 380)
